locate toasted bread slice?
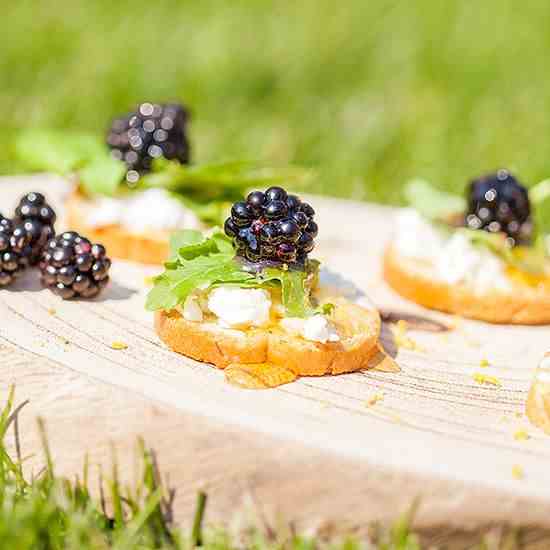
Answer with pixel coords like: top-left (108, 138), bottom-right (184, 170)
top-left (155, 297), bottom-right (381, 376)
top-left (65, 191), bottom-right (171, 264)
top-left (383, 245), bottom-right (550, 325)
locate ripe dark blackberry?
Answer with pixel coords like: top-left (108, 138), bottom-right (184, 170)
top-left (465, 170), bottom-right (532, 244)
top-left (39, 232), bottom-right (111, 299)
top-left (224, 187), bottom-right (317, 265)
top-left (14, 192), bottom-right (56, 264)
top-left (106, 102), bottom-right (190, 184)
top-left (0, 214), bottom-right (32, 287)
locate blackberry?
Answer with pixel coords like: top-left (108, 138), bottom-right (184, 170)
top-left (465, 170), bottom-right (532, 244)
top-left (106, 102), bottom-right (190, 184)
top-left (224, 187), bottom-right (317, 266)
top-left (39, 232), bottom-right (111, 299)
top-left (0, 214), bottom-right (32, 287)
top-left (14, 192), bottom-right (56, 264)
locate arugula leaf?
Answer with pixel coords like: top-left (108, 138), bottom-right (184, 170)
top-left (78, 152), bottom-right (127, 196)
top-left (145, 255), bottom-right (254, 311)
top-left (404, 179), bottom-right (465, 221)
top-left (263, 268), bottom-right (315, 317)
top-left (211, 231), bottom-right (235, 254)
top-left (168, 256), bottom-right (253, 301)
top-left (460, 228), bottom-right (547, 275)
top-left (168, 230), bottom-right (204, 258)
top-left (146, 229), bottom-right (319, 316)
top-left (145, 276), bottom-right (179, 311)
top-left (167, 228), bottom-right (233, 261)
top-left (15, 130), bottom-right (106, 174)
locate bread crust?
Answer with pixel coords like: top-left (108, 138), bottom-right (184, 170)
top-left (383, 244), bottom-right (550, 325)
top-left (155, 297), bottom-right (381, 376)
top-left (65, 192), bottom-right (170, 264)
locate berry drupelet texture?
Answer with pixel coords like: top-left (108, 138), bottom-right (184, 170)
top-left (224, 187), bottom-right (317, 265)
top-left (465, 170), bottom-right (532, 244)
top-left (39, 232), bottom-right (111, 299)
top-left (0, 214), bottom-right (32, 287)
top-left (14, 192), bottom-right (56, 265)
top-left (106, 102), bottom-right (191, 184)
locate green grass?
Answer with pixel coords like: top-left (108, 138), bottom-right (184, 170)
top-left (0, 387), bottom-right (425, 549)
top-left (3, 1), bottom-right (550, 203)
top-left (1, 387), bottom-right (547, 549)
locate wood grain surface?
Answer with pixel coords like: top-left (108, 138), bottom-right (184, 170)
top-left (1, 174), bottom-right (550, 534)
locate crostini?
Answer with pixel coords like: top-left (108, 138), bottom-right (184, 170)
top-left (384, 170), bottom-right (550, 324)
top-left (15, 102), bottom-right (304, 264)
top-left (147, 186), bottom-right (387, 388)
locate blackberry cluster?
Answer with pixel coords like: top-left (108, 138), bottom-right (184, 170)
top-left (14, 192), bottom-right (56, 264)
top-left (224, 187), bottom-right (318, 265)
top-left (465, 169), bottom-right (532, 244)
top-left (39, 232), bottom-right (111, 299)
top-left (106, 102), bottom-right (190, 184)
top-left (0, 214), bottom-right (32, 286)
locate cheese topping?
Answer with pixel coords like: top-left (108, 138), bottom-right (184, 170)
top-left (182, 283), bottom-right (344, 344)
top-left (86, 189), bottom-right (201, 232)
top-left (280, 315), bottom-right (340, 344)
top-left (182, 295), bottom-right (203, 322)
top-left (394, 209), bottom-right (511, 293)
top-left (207, 286), bottom-right (272, 328)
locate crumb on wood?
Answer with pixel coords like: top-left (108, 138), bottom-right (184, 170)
top-left (512, 464), bottom-right (524, 480)
top-left (111, 341), bottom-right (128, 350)
top-left (365, 392), bottom-right (384, 407)
top-left (472, 372), bottom-right (502, 387)
top-left (514, 429), bottom-right (530, 441)
top-left (390, 320), bottom-right (425, 352)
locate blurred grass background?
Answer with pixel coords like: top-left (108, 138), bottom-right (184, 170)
top-left (2, 0), bottom-right (550, 203)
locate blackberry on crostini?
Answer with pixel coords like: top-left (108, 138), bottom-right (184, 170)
top-left (106, 102), bottom-right (191, 184)
top-left (465, 170), bottom-right (532, 244)
top-left (0, 214), bottom-right (32, 287)
top-left (224, 186), bottom-right (317, 266)
top-left (39, 232), bottom-right (111, 299)
top-left (14, 192), bottom-right (56, 264)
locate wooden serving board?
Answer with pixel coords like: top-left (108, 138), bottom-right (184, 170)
top-left (2, 174), bottom-right (550, 533)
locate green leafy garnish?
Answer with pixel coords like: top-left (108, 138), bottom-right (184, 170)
top-left (146, 229), bottom-right (318, 317)
top-left (14, 129), bottom-right (106, 174)
top-left (263, 268), bottom-right (316, 317)
top-left (78, 152), bottom-right (127, 196)
top-left (460, 228), bottom-right (547, 275)
top-left (404, 179), bottom-right (465, 222)
top-left (14, 129), bottom-right (310, 225)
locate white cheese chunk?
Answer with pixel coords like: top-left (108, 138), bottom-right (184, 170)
top-left (207, 286), bottom-right (271, 328)
top-left (280, 314), bottom-right (340, 344)
top-left (182, 295), bottom-right (203, 322)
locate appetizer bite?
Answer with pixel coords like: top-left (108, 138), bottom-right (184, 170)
top-left (147, 187), bottom-right (383, 388)
top-left (384, 170), bottom-right (550, 324)
top-left (15, 102), bottom-right (304, 264)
